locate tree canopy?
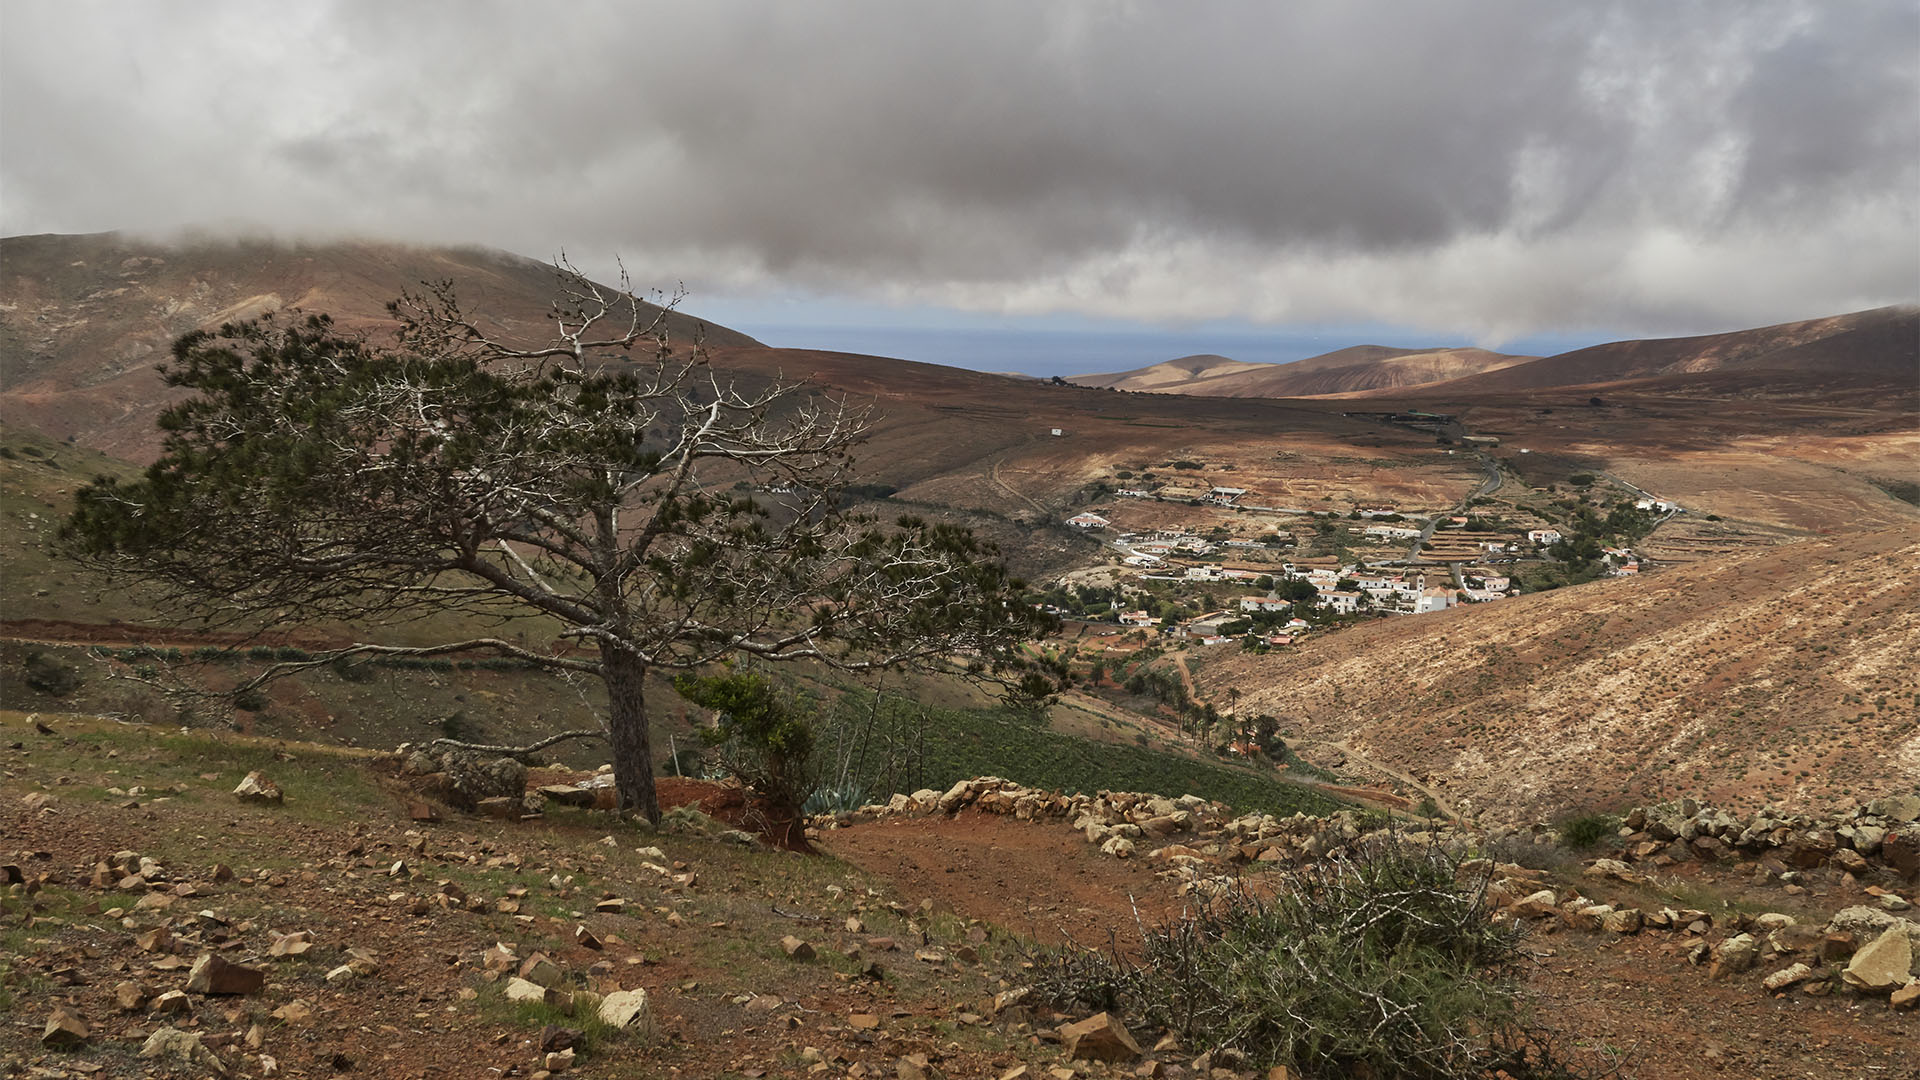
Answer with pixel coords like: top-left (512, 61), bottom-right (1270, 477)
top-left (61, 264), bottom-right (1053, 821)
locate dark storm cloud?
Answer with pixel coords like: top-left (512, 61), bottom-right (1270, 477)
top-left (3, 0), bottom-right (1914, 339)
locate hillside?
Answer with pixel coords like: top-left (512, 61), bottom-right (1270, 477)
top-left (1072, 345), bottom-right (1532, 397)
top-left (2, 233), bottom-right (1529, 542)
top-left (0, 232), bottom-right (760, 461)
top-left (1370, 305), bottom-right (1920, 398)
top-left (1193, 527), bottom-right (1920, 826)
top-left (4, 712), bottom-right (1917, 1080)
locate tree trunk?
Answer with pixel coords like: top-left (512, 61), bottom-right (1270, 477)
top-left (602, 647), bottom-right (661, 824)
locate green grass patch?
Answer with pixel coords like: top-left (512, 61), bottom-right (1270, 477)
top-left (814, 690), bottom-right (1347, 817)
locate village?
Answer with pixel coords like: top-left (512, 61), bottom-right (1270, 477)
top-left (1043, 468), bottom-right (1672, 650)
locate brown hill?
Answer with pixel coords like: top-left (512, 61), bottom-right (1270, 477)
top-left (1071, 345), bottom-right (1533, 397)
top-left (0, 233), bottom-right (1488, 523)
top-left (1195, 527), bottom-right (1919, 827)
top-left (0, 232), bottom-right (761, 460)
top-left (1365, 306), bottom-right (1920, 398)
top-left (1069, 353), bottom-right (1268, 391)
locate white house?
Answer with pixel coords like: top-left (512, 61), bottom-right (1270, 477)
top-left (1050, 428), bottom-right (1065, 437)
top-left (1114, 489), bottom-right (1151, 498)
top-left (1527, 529), bottom-right (1563, 545)
top-left (1184, 564), bottom-right (1227, 581)
top-left (1239, 596), bottom-right (1290, 613)
top-left (1363, 524), bottom-right (1422, 541)
top-left (1413, 588), bottom-right (1456, 614)
top-left (1207, 486), bottom-right (1249, 505)
top-left (1321, 590), bottom-right (1361, 614)
top-left (1067, 512), bottom-right (1110, 529)
top-left (1117, 610), bottom-right (1155, 626)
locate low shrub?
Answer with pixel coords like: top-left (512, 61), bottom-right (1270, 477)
top-left (1555, 812), bottom-right (1619, 851)
top-left (1028, 835), bottom-right (1585, 1078)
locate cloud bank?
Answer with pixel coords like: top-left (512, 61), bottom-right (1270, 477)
top-left (3, 0), bottom-right (1915, 340)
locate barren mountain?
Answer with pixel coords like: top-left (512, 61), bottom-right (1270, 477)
top-left (1194, 527), bottom-right (1920, 827)
top-left (1365, 306), bottom-right (1920, 398)
top-left (1072, 345), bottom-right (1533, 397)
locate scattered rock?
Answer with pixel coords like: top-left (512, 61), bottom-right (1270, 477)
top-left (781, 935), bottom-right (816, 961)
top-left (41, 1007), bottom-right (88, 1049)
top-left (1601, 908), bottom-right (1643, 935)
top-left (598, 989), bottom-right (657, 1035)
top-left (141, 1026), bottom-right (227, 1074)
top-left (506, 977), bottom-right (569, 1009)
top-left (517, 952), bottom-right (565, 988)
top-left (1842, 926), bottom-right (1915, 993)
top-left (1892, 979), bottom-right (1920, 1010)
top-left (186, 952), bottom-right (265, 995)
top-left (232, 771), bottom-right (284, 804)
top-left (1061, 1011), bottom-right (1142, 1063)
top-left (539, 784), bottom-right (597, 807)
top-left (1711, 934), bottom-right (1758, 979)
top-left (114, 980), bottom-right (148, 1011)
top-left (1762, 963), bottom-right (1814, 992)
top-left (269, 930), bottom-right (313, 957)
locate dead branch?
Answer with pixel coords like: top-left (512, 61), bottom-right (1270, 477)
top-left (428, 728), bottom-right (608, 762)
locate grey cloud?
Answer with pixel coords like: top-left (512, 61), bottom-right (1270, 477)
top-left (2, 0), bottom-right (1914, 339)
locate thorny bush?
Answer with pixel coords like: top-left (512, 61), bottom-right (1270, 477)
top-left (1028, 832), bottom-right (1595, 1079)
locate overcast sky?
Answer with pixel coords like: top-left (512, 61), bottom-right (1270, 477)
top-left (4, 1), bottom-right (1916, 355)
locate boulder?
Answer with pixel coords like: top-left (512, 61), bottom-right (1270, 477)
top-left (186, 952), bottom-right (265, 995)
top-left (232, 771), bottom-right (283, 804)
top-left (1601, 908), bottom-right (1643, 935)
top-left (1711, 934), bottom-right (1759, 978)
top-left (41, 1007), bottom-right (88, 1049)
top-left (141, 1027), bottom-right (227, 1074)
top-left (1884, 829), bottom-right (1920, 876)
top-left (1510, 889), bottom-right (1560, 918)
top-left (1893, 979), bottom-right (1920, 1010)
top-left (430, 750), bottom-right (529, 811)
top-left (1842, 927), bottom-right (1915, 993)
top-left (506, 976), bottom-right (570, 1009)
top-left (1061, 1012), bottom-right (1142, 1062)
top-left (1762, 963), bottom-right (1814, 992)
top-left (598, 989), bottom-right (657, 1035)
top-left (781, 935), bottom-right (816, 961)
top-left (517, 952), bottom-right (565, 988)
top-left (539, 784), bottom-right (597, 808)
top-left (1868, 795), bottom-right (1920, 823)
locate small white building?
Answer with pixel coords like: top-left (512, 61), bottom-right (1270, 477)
top-left (1207, 486), bottom-right (1249, 505)
top-left (1321, 590), bottom-right (1361, 614)
top-left (1184, 564), bottom-right (1227, 582)
top-left (1067, 512), bottom-right (1110, 529)
top-left (1050, 428), bottom-right (1065, 437)
top-left (1239, 596), bottom-right (1290, 613)
top-left (1413, 588), bottom-right (1456, 614)
top-left (1118, 610), bottom-right (1155, 626)
top-left (1527, 529), bottom-right (1563, 546)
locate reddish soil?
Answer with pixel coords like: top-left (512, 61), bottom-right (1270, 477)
top-left (5, 718), bottom-right (1916, 1080)
top-left (819, 809), bottom-right (1186, 947)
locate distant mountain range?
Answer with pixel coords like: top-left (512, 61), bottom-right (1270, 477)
top-left (1071, 307), bottom-right (1919, 400)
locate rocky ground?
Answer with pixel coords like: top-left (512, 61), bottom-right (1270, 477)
top-left (3, 712), bottom-right (1916, 1080)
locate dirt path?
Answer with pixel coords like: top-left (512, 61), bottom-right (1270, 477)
top-left (985, 444), bottom-right (1047, 515)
